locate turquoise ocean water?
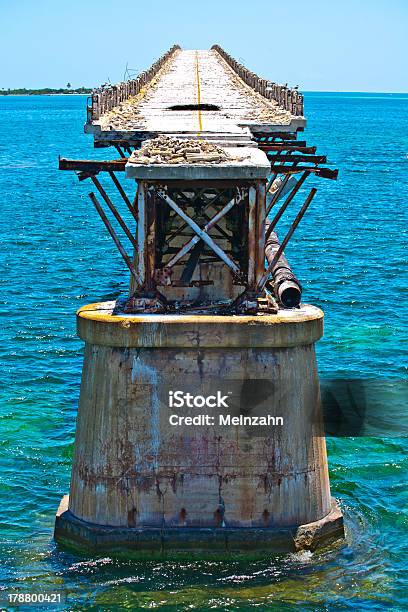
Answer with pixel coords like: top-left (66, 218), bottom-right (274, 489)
top-left (0, 93), bottom-right (407, 610)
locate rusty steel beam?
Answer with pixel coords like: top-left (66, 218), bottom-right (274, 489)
top-left (265, 171), bottom-right (310, 241)
top-left (165, 197), bottom-right (236, 269)
top-left (266, 173), bottom-right (278, 192)
top-left (269, 154), bottom-right (327, 164)
top-left (136, 183), bottom-right (146, 285)
top-left (90, 176), bottom-right (137, 249)
top-left (171, 188), bottom-right (231, 241)
top-left (89, 192), bottom-right (141, 285)
top-left (179, 242), bottom-right (205, 284)
top-left (108, 171), bottom-right (138, 221)
top-left (132, 183), bottom-right (139, 212)
top-left (255, 132), bottom-right (298, 140)
top-left (247, 186), bottom-right (257, 289)
top-left (201, 212), bottom-right (231, 240)
top-left (159, 192), bottom-right (240, 275)
top-left (166, 189), bottom-right (228, 244)
top-left (260, 145), bottom-right (317, 154)
top-left (94, 139), bottom-right (145, 149)
top-left (256, 182), bottom-right (266, 288)
top-left (145, 188), bottom-right (157, 291)
top-left (257, 139), bottom-right (307, 145)
top-left (113, 144), bottom-right (127, 159)
top-left (259, 188), bottom-right (317, 291)
top-left (170, 278), bottom-right (214, 287)
top-left (59, 158), bottom-right (127, 172)
top-left (266, 174), bottom-right (292, 216)
top-left (269, 165), bottom-right (338, 180)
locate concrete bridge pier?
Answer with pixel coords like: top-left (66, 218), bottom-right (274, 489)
top-left (54, 303), bottom-right (343, 554)
top-left (55, 44), bottom-right (344, 555)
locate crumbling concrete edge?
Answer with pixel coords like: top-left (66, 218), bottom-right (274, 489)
top-left (293, 499), bottom-right (344, 551)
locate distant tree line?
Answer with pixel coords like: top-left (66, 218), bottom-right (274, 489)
top-left (0, 86), bottom-right (92, 95)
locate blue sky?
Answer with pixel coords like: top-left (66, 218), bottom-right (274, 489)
top-left (1, 0), bottom-right (407, 92)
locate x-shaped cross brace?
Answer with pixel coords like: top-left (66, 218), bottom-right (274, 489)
top-left (157, 190), bottom-right (240, 275)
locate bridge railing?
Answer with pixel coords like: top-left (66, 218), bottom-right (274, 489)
top-left (211, 45), bottom-right (304, 117)
top-left (87, 45), bottom-right (181, 123)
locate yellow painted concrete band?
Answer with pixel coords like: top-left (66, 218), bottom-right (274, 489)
top-left (76, 302), bottom-right (324, 349)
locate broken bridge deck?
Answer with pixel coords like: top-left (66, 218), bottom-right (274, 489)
top-left (86, 48), bottom-right (306, 145)
top-left (60, 43), bottom-right (338, 313)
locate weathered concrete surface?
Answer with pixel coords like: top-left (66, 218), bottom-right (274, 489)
top-left (76, 302), bottom-right (324, 348)
top-left (54, 303), bottom-right (344, 552)
top-left (125, 146), bottom-right (271, 180)
top-left (88, 50), bottom-right (305, 141)
top-left (55, 495), bottom-right (343, 554)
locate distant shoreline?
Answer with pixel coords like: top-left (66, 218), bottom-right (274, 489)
top-left (1, 89), bottom-right (407, 97)
top-left (0, 88), bottom-right (92, 96)
top-left (0, 93), bottom-right (89, 97)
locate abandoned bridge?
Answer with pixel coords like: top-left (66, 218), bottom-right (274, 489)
top-left (60, 44), bottom-right (337, 314)
top-left (55, 44), bottom-right (344, 555)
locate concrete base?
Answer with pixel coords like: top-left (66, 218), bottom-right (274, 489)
top-left (56, 302), bottom-right (345, 555)
top-left (55, 495), bottom-right (344, 556)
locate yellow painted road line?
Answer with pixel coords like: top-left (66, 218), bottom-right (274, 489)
top-left (195, 51), bottom-right (203, 133)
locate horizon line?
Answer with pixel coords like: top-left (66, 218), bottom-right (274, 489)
top-left (1, 88), bottom-right (408, 95)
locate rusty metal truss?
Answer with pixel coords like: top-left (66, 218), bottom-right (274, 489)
top-left (59, 129), bottom-right (337, 314)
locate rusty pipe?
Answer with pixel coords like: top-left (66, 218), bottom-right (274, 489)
top-left (264, 223), bottom-right (302, 307)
